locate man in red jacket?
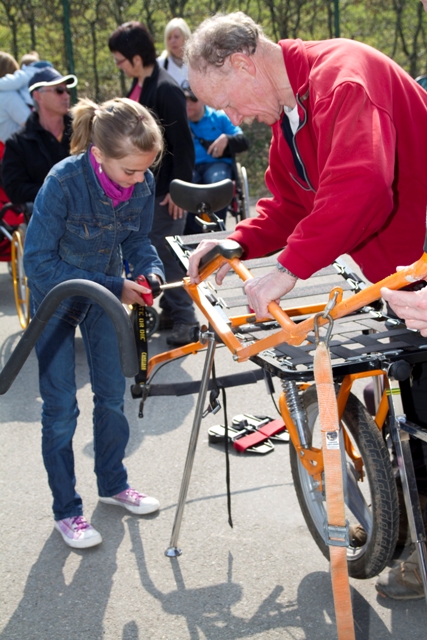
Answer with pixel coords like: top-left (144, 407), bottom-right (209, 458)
top-left (186, 12), bottom-right (427, 600)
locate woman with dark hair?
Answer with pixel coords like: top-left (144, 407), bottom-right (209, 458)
top-left (109, 22), bottom-right (198, 346)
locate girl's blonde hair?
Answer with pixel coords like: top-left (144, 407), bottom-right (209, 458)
top-left (70, 97), bottom-right (163, 165)
top-left (0, 51), bottom-right (19, 78)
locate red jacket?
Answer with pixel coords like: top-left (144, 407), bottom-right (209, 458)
top-left (229, 38), bottom-right (427, 282)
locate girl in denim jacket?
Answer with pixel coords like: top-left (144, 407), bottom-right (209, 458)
top-left (24, 97), bottom-right (165, 548)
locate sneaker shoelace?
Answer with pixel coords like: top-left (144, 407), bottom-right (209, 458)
top-left (70, 515), bottom-right (91, 531)
top-left (124, 488), bottom-right (147, 502)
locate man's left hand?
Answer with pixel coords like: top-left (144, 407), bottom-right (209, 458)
top-left (244, 270), bottom-right (298, 319)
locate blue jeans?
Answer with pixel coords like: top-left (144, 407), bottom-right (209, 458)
top-left (35, 303), bottom-right (129, 520)
top-left (184, 162), bottom-right (233, 235)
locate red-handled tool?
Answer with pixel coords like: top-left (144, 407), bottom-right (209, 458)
top-left (135, 275), bottom-right (154, 306)
top-left (136, 275), bottom-right (185, 307)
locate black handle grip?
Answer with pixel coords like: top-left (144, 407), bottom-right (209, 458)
top-left (0, 279), bottom-right (138, 395)
top-left (387, 359), bottom-right (412, 381)
top-left (199, 240), bottom-right (243, 269)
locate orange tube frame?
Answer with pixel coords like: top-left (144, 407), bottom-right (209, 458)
top-left (146, 250), bottom-right (427, 480)
top-left (148, 251), bottom-right (427, 375)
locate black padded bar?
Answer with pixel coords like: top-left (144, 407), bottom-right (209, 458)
top-left (170, 179), bottom-right (234, 214)
top-left (0, 280), bottom-right (138, 395)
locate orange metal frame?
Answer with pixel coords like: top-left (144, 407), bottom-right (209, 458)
top-left (147, 250), bottom-right (427, 482)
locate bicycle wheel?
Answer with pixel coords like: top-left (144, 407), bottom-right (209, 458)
top-left (145, 306), bottom-right (160, 338)
top-left (289, 385), bottom-right (398, 579)
top-left (11, 227), bottom-right (30, 330)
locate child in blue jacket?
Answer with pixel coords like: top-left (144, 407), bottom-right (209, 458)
top-left (24, 97), bottom-right (165, 549)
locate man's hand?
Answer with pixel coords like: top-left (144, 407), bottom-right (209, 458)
top-left (244, 270), bottom-right (298, 319)
top-left (207, 134), bottom-right (228, 159)
top-left (381, 286), bottom-right (427, 336)
top-left (188, 239), bottom-right (231, 285)
top-left (160, 192), bottom-right (185, 220)
top-left (121, 279), bottom-right (152, 306)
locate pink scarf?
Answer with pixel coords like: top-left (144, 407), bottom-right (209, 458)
top-left (89, 147), bottom-right (134, 207)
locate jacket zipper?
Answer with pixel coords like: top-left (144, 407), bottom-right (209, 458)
top-left (290, 95), bottom-right (316, 193)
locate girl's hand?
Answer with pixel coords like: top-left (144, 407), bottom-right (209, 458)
top-left (121, 279), bottom-right (152, 305)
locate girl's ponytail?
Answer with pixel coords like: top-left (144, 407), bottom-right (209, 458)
top-left (70, 98), bottom-right (98, 155)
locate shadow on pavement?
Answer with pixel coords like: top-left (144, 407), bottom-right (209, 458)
top-left (0, 504), bottom-right (126, 640)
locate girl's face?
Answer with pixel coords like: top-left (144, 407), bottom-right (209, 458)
top-left (92, 147), bottom-right (158, 188)
top-left (167, 28), bottom-right (186, 59)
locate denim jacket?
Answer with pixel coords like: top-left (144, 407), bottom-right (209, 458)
top-left (24, 150), bottom-right (165, 325)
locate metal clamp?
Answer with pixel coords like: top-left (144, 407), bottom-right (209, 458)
top-left (313, 312), bottom-right (334, 347)
top-left (324, 521), bottom-right (350, 547)
top-left (313, 289), bottom-right (338, 346)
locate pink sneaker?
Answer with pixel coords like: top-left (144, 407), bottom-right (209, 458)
top-left (99, 488), bottom-right (159, 515)
top-left (54, 516), bottom-right (102, 549)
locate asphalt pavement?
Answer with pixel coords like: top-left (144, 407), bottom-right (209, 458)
top-left (1, 254), bottom-right (427, 640)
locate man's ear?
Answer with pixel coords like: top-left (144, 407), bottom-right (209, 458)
top-left (91, 145), bottom-right (104, 164)
top-left (229, 52), bottom-right (256, 76)
top-left (32, 90), bottom-right (41, 107)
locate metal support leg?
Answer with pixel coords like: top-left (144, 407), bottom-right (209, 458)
top-left (165, 332), bottom-right (217, 557)
top-left (387, 379), bottom-right (427, 605)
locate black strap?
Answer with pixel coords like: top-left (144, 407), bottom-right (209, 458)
top-left (130, 303), bottom-right (148, 384)
top-left (212, 361), bottom-right (233, 528)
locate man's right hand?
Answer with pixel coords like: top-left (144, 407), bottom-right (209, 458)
top-left (188, 239), bottom-right (232, 285)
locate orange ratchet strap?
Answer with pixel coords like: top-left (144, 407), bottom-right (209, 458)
top-left (313, 315), bottom-right (356, 640)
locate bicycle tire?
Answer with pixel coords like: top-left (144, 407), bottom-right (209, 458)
top-left (11, 227), bottom-right (30, 330)
top-left (145, 306), bottom-right (160, 338)
top-left (289, 385), bottom-right (398, 579)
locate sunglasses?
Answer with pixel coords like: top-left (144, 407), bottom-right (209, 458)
top-left (39, 87), bottom-right (71, 95)
top-left (186, 95), bottom-right (198, 103)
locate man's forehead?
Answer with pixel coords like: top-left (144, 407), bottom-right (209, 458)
top-left (37, 82), bottom-right (68, 92)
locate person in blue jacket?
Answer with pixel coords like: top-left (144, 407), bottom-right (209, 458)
top-left (182, 80), bottom-right (249, 234)
top-left (24, 97), bottom-right (165, 549)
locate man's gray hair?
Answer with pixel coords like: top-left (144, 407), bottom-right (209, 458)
top-left (185, 12), bottom-right (265, 73)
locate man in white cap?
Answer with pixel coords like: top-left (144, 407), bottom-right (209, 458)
top-left (2, 67), bottom-right (77, 204)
